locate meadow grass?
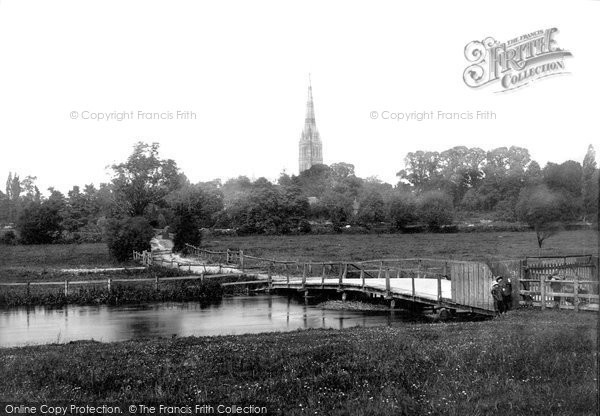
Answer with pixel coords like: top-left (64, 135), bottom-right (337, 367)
top-left (203, 230), bottom-right (598, 262)
top-left (0, 242), bottom-right (133, 279)
top-left (0, 309), bottom-right (595, 415)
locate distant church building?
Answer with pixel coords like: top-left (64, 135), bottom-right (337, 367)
top-left (298, 76), bottom-right (323, 173)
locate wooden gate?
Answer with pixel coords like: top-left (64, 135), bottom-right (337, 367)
top-left (521, 256), bottom-right (599, 311)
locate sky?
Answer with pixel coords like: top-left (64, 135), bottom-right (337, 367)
top-left (0, 0), bottom-right (598, 194)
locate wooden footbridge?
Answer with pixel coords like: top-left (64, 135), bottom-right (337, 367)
top-left (131, 242), bottom-right (599, 316)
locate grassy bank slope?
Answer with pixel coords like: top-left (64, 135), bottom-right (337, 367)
top-left (203, 230), bottom-right (598, 262)
top-left (1, 309), bottom-right (596, 415)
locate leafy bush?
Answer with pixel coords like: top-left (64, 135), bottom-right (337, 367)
top-left (0, 230), bottom-right (17, 245)
top-left (104, 216), bottom-right (154, 261)
top-left (17, 202), bottom-right (64, 244)
top-left (416, 191), bottom-right (454, 229)
top-left (173, 212), bottom-right (201, 252)
top-left (388, 193), bottom-right (417, 229)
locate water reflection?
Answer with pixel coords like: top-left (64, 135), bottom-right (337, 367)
top-left (0, 295), bottom-right (411, 348)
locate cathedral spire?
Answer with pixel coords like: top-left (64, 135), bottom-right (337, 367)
top-left (299, 75), bottom-right (323, 173)
top-left (305, 73), bottom-right (316, 126)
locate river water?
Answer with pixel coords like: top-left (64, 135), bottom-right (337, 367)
top-left (0, 295), bottom-right (414, 348)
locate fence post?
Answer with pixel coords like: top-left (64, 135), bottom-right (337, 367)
top-left (107, 278), bottom-right (112, 293)
top-left (385, 269), bottom-right (390, 298)
top-left (240, 250), bottom-right (244, 271)
top-left (26, 282), bottom-right (30, 297)
top-left (573, 279), bottom-right (579, 312)
top-left (64, 279), bottom-right (69, 297)
top-left (268, 268), bottom-right (273, 291)
top-left (201, 273), bottom-right (204, 283)
top-left (360, 269), bottom-right (365, 289)
top-left (226, 249), bottom-right (230, 264)
top-left (540, 274), bottom-right (546, 310)
top-left (411, 275), bottom-right (416, 301)
top-left (417, 260), bottom-right (422, 279)
top-left (437, 274), bottom-right (442, 304)
top-left (321, 264), bottom-right (325, 289)
top-left (287, 265), bottom-right (290, 289)
top-left (155, 275), bottom-right (159, 291)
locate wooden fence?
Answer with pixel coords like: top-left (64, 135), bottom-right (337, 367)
top-left (0, 274), bottom-right (226, 296)
top-left (519, 255), bottom-right (599, 311)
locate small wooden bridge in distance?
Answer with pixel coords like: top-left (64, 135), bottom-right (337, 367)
top-left (167, 244), bottom-right (598, 316)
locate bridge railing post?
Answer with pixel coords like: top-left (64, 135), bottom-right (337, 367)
top-left (302, 263), bottom-right (307, 290)
top-left (385, 269), bottom-right (390, 298)
top-left (267, 266), bottom-right (273, 291)
top-left (339, 263), bottom-right (347, 289)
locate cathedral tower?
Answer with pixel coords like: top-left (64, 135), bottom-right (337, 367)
top-left (298, 76), bottom-right (323, 173)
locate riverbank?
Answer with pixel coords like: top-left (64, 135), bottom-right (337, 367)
top-left (0, 309), bottom-right (595, 415)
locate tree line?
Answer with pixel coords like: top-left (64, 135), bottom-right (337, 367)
top-left (0, 142), bottom-right (597, 254)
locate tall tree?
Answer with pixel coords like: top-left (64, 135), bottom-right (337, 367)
top-left (582, 145), bottom-right (598, 220)
top-left (110, 142), bottom-right (186, 217)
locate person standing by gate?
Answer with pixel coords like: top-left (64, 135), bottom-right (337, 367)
top-left (491, 276), bottom-right (504, 316)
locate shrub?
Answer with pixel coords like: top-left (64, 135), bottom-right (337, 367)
top-left (388, 193), bottom-right (417, 229)
top-left (173, 212), bottom-right (201, 252)
top-left (0, 230), bottom-right (17, 245)
top-left (416, 191), bottom-right (454, 229)
top-left (17, 202), bottom-right (64, 244)
top-left (104, 216), bottom-right (154, 261)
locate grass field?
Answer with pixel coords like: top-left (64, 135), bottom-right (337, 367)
top-left (203, 230), bottom-right (599, 262)
top-left (0, 309), bottom-right (596, 415)
top-left (0, 243), bottom-right (131, 270)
